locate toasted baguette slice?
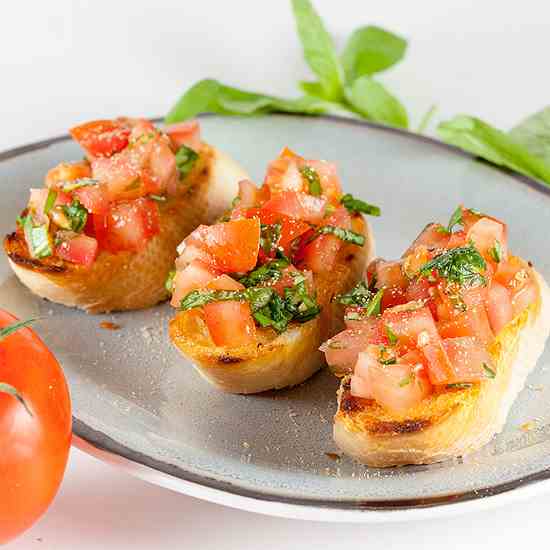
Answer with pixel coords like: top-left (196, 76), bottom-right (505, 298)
top-left (4, 145), bottom-right (248, 313)
top-left (169, 215), bottom-right (374, 394)
top-left (333, 268), bottom-right (550, 467)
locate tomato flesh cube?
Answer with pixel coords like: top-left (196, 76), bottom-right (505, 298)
top-left (487, 281), bottom-right (513, 334)
top-left (353, 348), bottom-right (432, 413)
top-left (442, 337), bottom-right (493, 382)
top-left (45, 161), bottom-right (92, 188)
top-left (262, 191), bottom-right (327, 224)
top-left (55, 234), bottom-right (98, 267)
top-left (97, 198), bottom-right (160, 253)
top-left (171, 260), bottom-right (220, 308)
top-left (402, 223), bottom-right (450, 257)
top-left (70, 119), bottom-right (130, 158)
top-left (73, 185), bottom-right (109, 215)
top-left (466, 217), bottom-right (508, 262)
top-left (421, 340), bottom-right (455, 385)
top-left (203, 275), bottom-right (256, 347)
top-left (511, 280), bottom-right (538, 317)
top-left (382, 305), bottom-right (440, 351)
top-left (264, 148), bottom-right (305, 195)
top-left (164, 120), bottom-right (201, 151)
top-left (305, 159), bottom-right (342, 204)
top-left (184, 218), bottom-right (260, 273)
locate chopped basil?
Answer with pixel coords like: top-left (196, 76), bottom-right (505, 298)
top-left (340, 193), bottom-right (381, 216)
top-left (365, 288), bottom-right (384, 316)
top-left (180, 269), bottom-right (320, 333)
top-left (44, 189), bottom-right (57, 215)
top-left (489, 240), bottom-right (502, 263)
top-left (336, 282), bottom-right (383, 317)
top-left (446, 382), bottom-right (473, 389)
top-left (418, 244), bottom-right (487, 288)
top-left (124, 179), bottom-right (142, 192)
top-left (231, 196), bottom-right (241, 208)
top-left (150, 194), bottom-right (167, 202)
top-left (483, 362), bottom-right (496, 379)
top-left (62, 178), bottom-right (99, 192)
top-left (0, 318), bottom-right (36, 341)
top-left (23, 216), bottom-right (52, 259)
top-left (300, 165), bottom-right (322, 195)
top-left (398, 376), bottom-right (411, 387)
top-left (175, 145), bottom-right (198, 179)
top-left (239, 257), bottom-right (289, 288)
top-left (385, 324), bottom-right (398, 345)
top-left (62, 200), bottom-right (88, 233)
top-left (378, 346), bottom-right (397, 365)
top-left (165, 270), bottom-right (176, 293)
top-left (259, 223), bottom-right (282, 256)
top-left (316, 225), bottom-right (365, 246)
top-left (445, 205), bottom-right (463, 233)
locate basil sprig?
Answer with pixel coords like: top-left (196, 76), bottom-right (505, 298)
top-left (340, 193), bottom-right (380, 216)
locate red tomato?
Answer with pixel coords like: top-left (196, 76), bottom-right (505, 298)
top-left (170, 260), bottom-right (220, 308)
top-left (511, 280), bottom-right (538, 317)
top-left (420, 340), bottom-right (455, 385)
top-left (442, 337), bottom-right (493, 382)
top-left (353, 347), bottom-right (432, 413)
top-left (375, 260), bottom-right (408, 289)
top-left (164, 120), bottom-right (201, 151)
top-left (466, 217), bottom-right (508, 262)
top-left (270, 266), bottom-right (313, 296)
top-left (262, 191), bottom-right (327, 224)
top-left (487, 281), bottom-right (513, 334)
top-left (184, 218), bottom-right (261, 273)
top-left (264, 148), bottom-right (305, 195)
top-left (305, 159), bottom-right (342, 203)
top-left (70, 119), bottom-right (131, 158)
top-left (96, 198), bottom-right (160, 253)
top-left (0, 311), bottom-right (71, 544)
top-left (73, 184), bottom-right (110, 215)
top-left (28, 188), bottom-right (72, 223)
top-left (382, 305), bottom-right (440, 351)
top-left (237, 179), bottom-right (261, 209)
top-left (55, 234), bottom-right (98, 267)
top-left (44, 161), bottom-right (92, 189)
top-left (203, 275), bottom-right (256, 347)
top-left (402, 223), bottom-right (450, 257)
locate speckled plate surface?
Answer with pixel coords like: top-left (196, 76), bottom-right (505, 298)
top-left (1, 114), bottom-right (550, 522)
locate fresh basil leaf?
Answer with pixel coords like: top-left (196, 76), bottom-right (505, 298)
top-left (317, 225), bottom-right (365, 246)
top-left (165, 79), bottom-right (356, 123)
top-left (290, 0), bottom-right (344, 101)
top-left (341, 25), bottom-right (407, 83)
top-left (335, 280), bottom-right (372, 307)
top-left (489, 240), bottom-right (502, 263)
top-left (340, 193), bottom-right (381, 216)
top-left (239, 257), bottom-right (289, 287)
top-left (437, 116), bottom-right (550, 185)
top-left (175, 145), bottom-right (198, 179)
top-left (385, 324), bottom-right (398, 345)
top-left (419, 244), bottom-right (487, 288)
top-left (44, 189), bottom-right (57, 215)
top-left (509, 106), bottom-right (550, 165)
top-left (0, 383), bottom-right (33, 417)
top-left (23, 216), bottom-right (52, 259)
top-left (365, 288), bottom-right (384, 316)
top-left (0, 318), bottom-right (36, 341)
top-left (63, 200), bottom-right (88, 233)
top-left (345, 76), bottom-right (408, 129)
top-left (300, 165), bottom-right (321, 195)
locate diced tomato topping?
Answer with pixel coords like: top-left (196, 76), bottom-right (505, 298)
top-left (28, 188), bottom-right (71, 218)
top-left (420, 340), bottom-right (455, 385)
top-left (511, 280), bottom-right (538, 317)
top-left (375, 260), bottom-right (407, 289)
top-left (183, 218), bottom-right (261, 273)
top-left (95, 198), bottom-right (160, 253)
top-left (264, 148), bottom-right (305, 195)
top-left (353, 347), bottom-right (432, 413)
top-left (44, 161), bottom-right (92, 189)
top-left (170, 260), bottom-right (221, 308)
top-left (441, 337), bottom-right (493, 382)
top-left (164, 120), bottom-right (202, 151)
top-left (446, 230), bottom-right (467, 249)
top-left (466, 217), bottom-right (508, 263)
top-left (382, 305), bottom-right (440, 351)
top-left (305, 159), bottom-right (342, 204)
top-left (262, 191), bottom-right (327, 224)
top-left (70, 119), bottom-right (131, 158)
top-left (55, 234), bottom-right (98, 267)
top-left (236, 180), bottom-right (261, 209)
top-left (402, 223), bottom-right (450, 257)
top-left (487, 281), bottom-right (513, 334)
top-left (270, 266), bottom-right (313, 296)
top-left (73, 185), bottom-right (109, 215)
top-left (202, 275), bottom-right (256, 347)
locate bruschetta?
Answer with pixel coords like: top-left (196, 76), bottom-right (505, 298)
top-left (168, 148), bottom-right (378, 393)
top-left (321, 206), bottom-right (550, 466)
top-left (4, 118), bottom-right (247, 313)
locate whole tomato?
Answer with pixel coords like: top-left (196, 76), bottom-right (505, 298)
top-left (0, 310), bottom-right (71, 544)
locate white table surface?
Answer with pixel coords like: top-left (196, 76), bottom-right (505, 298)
top-left (2, 1), bottom-right (550, 547)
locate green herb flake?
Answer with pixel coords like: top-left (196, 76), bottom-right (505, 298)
top-left (150, 194), bottom-right (167, 202)
top-left (62, 178), bottom-right (99, 192)
top-left (62, 200), bottom-right (88, 233)
top-left (175, 145), bottom-right (199, 179)
top-left (385, 324), bottom-right (398, 345)
top-left (418, 244), bottom-right (487, 288)
top-left (365, 288), bottom-right (384, 316)
top-left (340, 193), bottom-right (381, 216)
top-left (44, 189), bottom-right (58, 215)
top-left (335, 280), bottom-right (372, 307)
top-left (445, 205), bottom-right (463, 233)
top-left (316, 225), bottom-right (365, 246)
top-left (165, 270), bottom-right (176, 293)
top-left (300, 165), bottom-right (322, 195)
top-left (446, 382), bottom-right (473, 389)
top-left (398, 376), bottom-right (411, 387)
top-left (259, 223), bottom-right (282, 256)
top-left (23, 216), bottom-right (52, 259)
top-left (239, 257), bottom-right (289, 288)
top-left (483, 362), bottom-right (496, 379)
top-left (489, 240), bottom-right (502, 263)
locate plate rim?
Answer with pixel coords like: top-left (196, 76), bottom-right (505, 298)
top-left (3, 113), bottom-right (550, 520)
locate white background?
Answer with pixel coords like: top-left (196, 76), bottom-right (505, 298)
top-left (2, 0), bottom-right (550, 547)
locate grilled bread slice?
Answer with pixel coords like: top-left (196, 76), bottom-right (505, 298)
top-left (169, 215), bottom-right (374, 393)
top-left (333, 268), bottom-right (550, 467)
top-left (5, 144), bottom-right (247, 313)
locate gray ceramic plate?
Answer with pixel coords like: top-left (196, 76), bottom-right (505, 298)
top-left (2, 114), bottom-right (550, 522)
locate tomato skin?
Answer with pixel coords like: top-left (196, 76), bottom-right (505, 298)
top-left (466, 217), bottom-right (508, 263)
top-left (164, 120), bottom-right (201, 151)
top-left (0, 311), bottom-right (71, 544)
top-left (487, 281), bottom-right (513, 334)
top-left (170, 260), bottom-right (220, 308)
top-left (55, 234), bottom-right (98, 267)
top-left (73, 184), bottom-right (110, 215)
top-left (70, 119), bottom-right (130, 158)
top-left (402, 223), bottom-right (450, 257)
top-left (262, 191), bottom-right (327, 224)
top-left (44, 161), bottom-right (92, 189)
